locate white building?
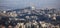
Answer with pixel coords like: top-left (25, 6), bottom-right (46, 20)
top-left (16, 23), bottom-right (25, 28)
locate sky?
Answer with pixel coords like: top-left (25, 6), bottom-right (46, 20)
top-left (0, 0), bottom-right (60, 9)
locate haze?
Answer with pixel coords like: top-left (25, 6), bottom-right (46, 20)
top-left (0, 0), bottom-right (60, 9)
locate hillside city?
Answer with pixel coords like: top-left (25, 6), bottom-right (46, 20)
top-left (0, 7), bottom-right (60, 28)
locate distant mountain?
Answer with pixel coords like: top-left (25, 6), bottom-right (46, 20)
top-left (6, 6), bottom-right (32, 12)
top-left (0, 6), bottom-right (12, 11)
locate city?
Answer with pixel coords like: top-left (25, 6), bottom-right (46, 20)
top-left (0, 6), bottom-right (60, 28)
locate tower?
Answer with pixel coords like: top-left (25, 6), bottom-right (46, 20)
top-left (29, 2), bottom-right (35, 10)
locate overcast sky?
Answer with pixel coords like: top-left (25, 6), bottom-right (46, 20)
top-left (0, 0), bottom-right (60, 9)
